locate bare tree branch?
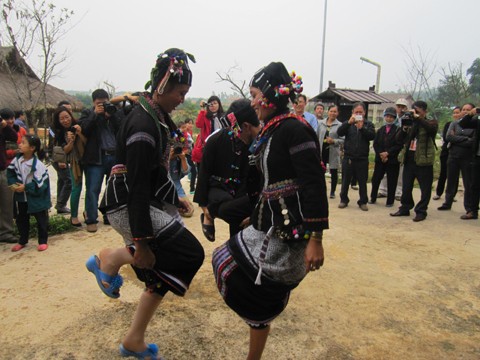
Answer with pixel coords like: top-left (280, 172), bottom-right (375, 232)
top-left (216, 64), bottom-right (248, 98)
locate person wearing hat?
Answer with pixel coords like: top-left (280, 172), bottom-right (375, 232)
top-left (85, 48), bottom-right (205, 359)
top-left (212, 62), bottom-right (328, 359)
top-left (369, 107), bottom-right (403, 206)
top-left (378, 98), bottom-right (409, 200)
top-left (194, 99), bottom-right (261, 241)
top-left (390, 100), bottom-right (438, 222)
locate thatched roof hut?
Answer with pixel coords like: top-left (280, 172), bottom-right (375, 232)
top-left (0, 46), bottom-right (83, 112)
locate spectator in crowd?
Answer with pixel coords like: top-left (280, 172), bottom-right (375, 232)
top-left (80, 89), bottom-right (124, 232)
top-left (194, 99), bottom-right (261, 240)
top-left (317, 104), bottom-right (343, 199)
top-left (293, 94), bottom-right (318, 132)
top-left (184, 118), bottom-right (197, 194)
top-left (169, 126), bottom-right (194, 217)
top-left (391, 101), bottom-right (438, 222)
top-left (433, 106), bottom-right (461, 200)
top-left (8, 135), bottom-right (51, 252)
top-left (314, 102), bottom-right (325, 121)
top-left (51, 106), bottom-right (73, 215)
top-left (0, 109), bottom-right (18, 244)
top-left (14, 110), bottom-right (28, 132)
top-left (378, 98), bottom-right (409, 200)
top-left (87, 48), bottom-right (204, 360)
top-left (337, 102), bottom-right (375, 211)
top-left (4, 108), bottom-right (27, 166)
top-left (437, 103), bottom-right (475, 212)
top-left (369, 107), bottom-right (403, 207)
top-left (213, 61), bottom-right (327, 360)
top-left (458, 106), bottom-right (480, 220)
top-left (191, 95), bottom-right (228, 165)
top-left (52, 106), bottom-right (86, 226)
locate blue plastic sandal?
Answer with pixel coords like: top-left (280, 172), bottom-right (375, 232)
top-left (85, 255), bottom-right (123, 299)
top-left (119, 343), bottom-right (162, 359)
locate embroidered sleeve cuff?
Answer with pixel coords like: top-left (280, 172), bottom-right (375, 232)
top-left (132, 236), bottom-right (155, 242)
top-left (303, 217), bottom-right (329, 231)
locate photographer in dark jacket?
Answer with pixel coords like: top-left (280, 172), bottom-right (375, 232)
top-left (438, 103), bottom-right (475, 213)
top-left (80, 89), bottom-right (124, 232)
top-left (337, 102), bottom-right (375, 210)
top-left (391, 101), bottom-right (438, 222)
top-left (458, 106), bottom-right (480, 220)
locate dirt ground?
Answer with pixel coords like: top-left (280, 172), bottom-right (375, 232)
top-left (0, 174), bottom-right (479, 360)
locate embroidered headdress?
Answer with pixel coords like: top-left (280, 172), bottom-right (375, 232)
top-left (145, 48), bottom-right (196, 95)
top-left (249, 62), bottom-right (303, 110)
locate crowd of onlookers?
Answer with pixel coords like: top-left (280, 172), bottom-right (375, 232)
top-left (1, 90), bottom-right (479, 252)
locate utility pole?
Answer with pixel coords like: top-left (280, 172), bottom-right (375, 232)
top-left (360, 56), bottom-right (381, 123)
top-left (319, 0), bottom-right (328, 93)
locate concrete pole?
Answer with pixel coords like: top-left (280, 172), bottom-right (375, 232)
top-left (319, 0), bottom-right (328, 93)
top-left (360, 57), bottom-right (381, 124)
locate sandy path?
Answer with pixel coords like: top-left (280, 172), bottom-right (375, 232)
top-left (0, 175), bottom-right (479, 359)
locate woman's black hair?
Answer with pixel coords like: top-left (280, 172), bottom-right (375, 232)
top-left (453, 106), bottom-right (461, 111)
top-left (24, 134), bottom-right (46, 160)
top-left (328, 104), bottom-right (338, 111)
top-left (206, 95), bottom-right (224, 120)
top-left (52, 106), bottom-right (77, 145)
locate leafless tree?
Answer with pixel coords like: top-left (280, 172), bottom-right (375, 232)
top-left (400, 44), bottom-right (438, 101)
top-left (216, 64), bottom-right (248, 98)
top-left (0, 0), bottom-right (74, 128)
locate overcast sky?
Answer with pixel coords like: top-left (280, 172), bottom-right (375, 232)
top-left (44, 0), bottom-right (480, 99)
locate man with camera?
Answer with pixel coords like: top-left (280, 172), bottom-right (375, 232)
top-left (458, 106), bottom-right (480, 220)
top-left (337, 102), bottom-right (375, 211)
top-left (390, 100), bottom-right (438, 222)
top-left (80, 89), bottom-right (124, 232)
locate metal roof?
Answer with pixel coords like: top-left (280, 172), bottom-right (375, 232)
top-left (310, 88), bottom-right (392, 104)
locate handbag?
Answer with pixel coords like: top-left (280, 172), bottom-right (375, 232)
top-left (52, 145), bottom-right (67, 163)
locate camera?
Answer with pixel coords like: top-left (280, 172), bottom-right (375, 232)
top-left (102, 102), bottom-right (117, 115)
top-left (173, 143), bottom-right (184, 155)
top-left (354, 115), bottom-right (363, 122)
top-left (201, 101), bottom-right (211, 109)
top-left (401, 111), bottom-right (414, 127)
top-left (476, 108), bottom-right (480, 114)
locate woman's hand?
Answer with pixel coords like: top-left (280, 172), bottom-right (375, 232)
top-left (305, 237), bottom-right (324, 273)
top-left (14, 183), bottom-right (25, 193)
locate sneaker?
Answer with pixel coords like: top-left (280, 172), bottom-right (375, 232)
top-left (37, 244), bottom-right (48, 251)
top-left (395, 196), bottom-right (401, 201)
top-left (86, 223), bottom-right (97, 233)
top-left (351, 185), bottom-right (359, 190)
top-left (377, 193), bottom-right (387, 198)
top-left (56, 207), bottom-right (71, 214)
top-left (329, 193), bottom-right (336, 199)
top-left (432, 195), bottom-right (441, 200)
top-left (359, 204), bottom-right (368, 211)
top-left (11, 244), bottom-right (26, 252)
top-left (385, 203), bottom-right (394, 208)
top-left (338, 202), bottom-right (348, 209)
top-left (368, 200), bottom-right (376, 204)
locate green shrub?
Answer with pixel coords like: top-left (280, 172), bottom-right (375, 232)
top-left (13, 214), bottom-right (79, 239)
